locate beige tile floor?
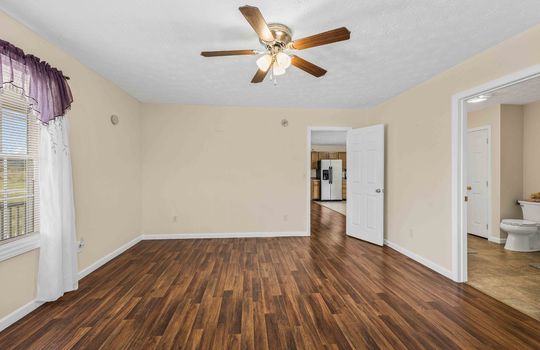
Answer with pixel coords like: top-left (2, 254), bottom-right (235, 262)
top-left (314, 200), bottom-right (346, 215)
top-left (468, 235), bottom-right (540, 320)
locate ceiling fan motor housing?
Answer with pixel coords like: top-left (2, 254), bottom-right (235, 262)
top-left (260, 23), bottom-right (293, 49)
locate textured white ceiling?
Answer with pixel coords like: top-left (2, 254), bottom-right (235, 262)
top-left (467, 76), bottom-right (540, 112)
top-left (2, 1), bottom-right (540, 108)
top-left (312, 130), bottom-right (347, 145)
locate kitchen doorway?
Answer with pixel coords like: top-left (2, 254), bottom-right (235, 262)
top-left (307, 127), bottom-right (351, 234)
top-left (307, 125), bottom-right (385, 246)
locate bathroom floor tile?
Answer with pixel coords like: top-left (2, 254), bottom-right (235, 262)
top-left (468, 235), bottom-right (540, 321)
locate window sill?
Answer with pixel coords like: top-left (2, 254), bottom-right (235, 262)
top-left (0, 234), bottom-right (40, 263)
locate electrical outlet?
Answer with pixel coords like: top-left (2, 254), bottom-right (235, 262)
top-left (283, 214), bottom-right (288, 222)
top-left (77, 238), bottom-right (85, 253)
top-left (173, 215), bottom-right (178, 223)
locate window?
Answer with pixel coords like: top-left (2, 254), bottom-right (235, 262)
top-left (0, 86), bottom-right (39, 242)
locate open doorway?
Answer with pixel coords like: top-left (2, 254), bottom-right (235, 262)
top-left (307, 125), bottom-right (385, 246)
top-left (309, 128), bottom-right (349, 218)
top-left (459, 74), bottom-right (540, 320)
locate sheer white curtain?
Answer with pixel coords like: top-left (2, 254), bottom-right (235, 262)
top-left (36, 116), bottom-right (78, 302)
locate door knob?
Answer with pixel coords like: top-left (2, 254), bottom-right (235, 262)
top-left (375, 189), bottom-right (382, 193)
top-left (467, 186), bottom-right (472, 190)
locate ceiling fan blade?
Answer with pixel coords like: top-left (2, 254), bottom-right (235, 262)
top-left (291, 55), bottom-right (327, 77)
top-left (251, 66), bottom-right (271, 83)
top-left (201, 50), bottom-right (257, 57)
top-left (290, 27), bottom-right (351, 50)
top-left (239, 5), bottom-right (275, 42)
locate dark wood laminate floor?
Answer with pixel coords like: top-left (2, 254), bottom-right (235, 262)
top-left (1, 204), bottom-right (540, 349)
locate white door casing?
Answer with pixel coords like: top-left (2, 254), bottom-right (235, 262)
top-left (346, 124), bottom-right (385, 246)
top-left (452, 65), bottom-right (540, 283)
top-left (467, 128), bottom-right (490, 238)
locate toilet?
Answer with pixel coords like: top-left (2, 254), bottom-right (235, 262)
top-left (500, 201), bottom-right (540, 252)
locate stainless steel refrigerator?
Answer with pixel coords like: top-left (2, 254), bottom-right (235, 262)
top-left (318, 159), bottom-right (342, 200)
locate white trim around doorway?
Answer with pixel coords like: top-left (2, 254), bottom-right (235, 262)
top-left (451, 64), bottom-right (540, 283)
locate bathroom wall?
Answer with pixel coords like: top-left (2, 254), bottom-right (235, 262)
top-left (523, 100), bottom-right (540, 198)
top-left (500, 105), bottom-right (524, 224)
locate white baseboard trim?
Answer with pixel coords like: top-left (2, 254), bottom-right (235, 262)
top-left (384, 239), bottom-right (453, 280)
top-left (78, 236), bottom-right (142, 280)
top-left (141, 231), bottom-right (310, 240)
top-left (0, 300), bottom-right (44, 332)
top-left (488, 236), bottom-right (507, 244)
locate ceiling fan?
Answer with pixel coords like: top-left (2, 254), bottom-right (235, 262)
top-left (201, 5), bottom-right (351, 83)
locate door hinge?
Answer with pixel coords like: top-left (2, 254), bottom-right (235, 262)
top-left (486, 224), bottom-right (489, 229)
top-left (486, 138), bottom-right (489, 144)
top-left (486, 180), bottom-right (489, 187)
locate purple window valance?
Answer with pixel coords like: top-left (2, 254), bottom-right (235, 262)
top-left (0, 39), bottom-right (73, 124)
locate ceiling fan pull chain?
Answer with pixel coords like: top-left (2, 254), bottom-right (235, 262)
top-left (270, 66), bottom-right (277, 86)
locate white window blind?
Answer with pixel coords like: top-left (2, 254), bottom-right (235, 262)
top-left (0, 86), bottom-right (39, 242)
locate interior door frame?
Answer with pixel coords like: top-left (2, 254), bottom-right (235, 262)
top-left (452, 64), bottom-right (540, 283)
top-left (466, 125), bottom-right (492, 240)
top-left (306, 126), bottom-right (352, 235)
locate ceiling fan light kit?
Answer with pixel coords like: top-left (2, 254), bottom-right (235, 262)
top-left (201, 5), bottom-right (351, 84)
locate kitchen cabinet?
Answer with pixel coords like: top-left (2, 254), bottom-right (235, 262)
top-left (328, 152), bottom-right (339, 159)
top-left (311, 179), bottom-right (321, 200)
top-left (312, 151), bottom-right (347, 170)
top-left (338, 152), bottom-right (347, 169)
top-left (318, 152), bottom-right (329, 160)
top-left (311, 152), bottom-right (319, 169)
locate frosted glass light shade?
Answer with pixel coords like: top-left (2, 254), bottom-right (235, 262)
top-left (276, 52), bottom-right (291, 69)
top-left (256, 54), bottom-right (272, 71)
top-left (272, 62), bottom-right (286, 76)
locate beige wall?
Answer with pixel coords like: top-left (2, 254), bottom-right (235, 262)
top-left (361, 25), bottom-right (540, 270)
top-left (523, 100), bottom-right (540, 198)
top-left (0, 12), bottom-right (142, 318)
top-left (0, 250), bottom-right (38, 319)
top-left (140, 105), bottom-right (361, 234)
top-left (468, 105), bottom-right (501, 238)
top-left (500, 105), bottom-right (524, 225)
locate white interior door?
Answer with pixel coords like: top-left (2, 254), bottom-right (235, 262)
top-left (346, 124), bottom-right (385, 245)
top-left (467, 128), bottom-right (489, 238)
